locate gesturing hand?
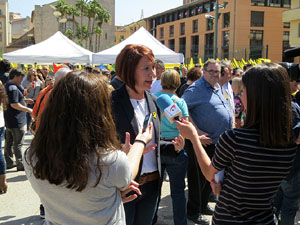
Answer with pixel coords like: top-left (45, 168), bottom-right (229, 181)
top-left (121, 180), bottom-right (141, 203)
top-left (122, 123), bottom-right (157, 155)
top-left (172, 134), bottom-right (185, 152)
top-left (174, 118), bottom-right (198, 140)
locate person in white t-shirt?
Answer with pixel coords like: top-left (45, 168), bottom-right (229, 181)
top-left (24, 71), bottom-right (153, 225)
top-left (150, 59), bottom-right (165, 93)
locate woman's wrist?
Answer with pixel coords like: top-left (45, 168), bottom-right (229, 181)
top-left (134, 139), bottom-right (146, 147)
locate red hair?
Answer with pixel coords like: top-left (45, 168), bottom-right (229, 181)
top-left (115, 44), bottom-right (155, 92)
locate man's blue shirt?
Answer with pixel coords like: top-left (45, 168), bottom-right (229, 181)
top-left (182, 76), bottom-right (233, 144)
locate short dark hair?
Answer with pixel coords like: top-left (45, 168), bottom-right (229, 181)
top-left (242, 63), bottom-right (293, 147)
top-left (115, 44), bottom-right (155, 93)
top-left (9, 68), bottom-right (25, 80)
top-left (187, 67), bottom-right (202, 82)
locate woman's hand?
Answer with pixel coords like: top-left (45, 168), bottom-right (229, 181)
top-left (172, 134), bottom-right (185, 152)
top-left (174, 118), bottom-right (198, 140)
top-left (199, 134), bottom-right (212, 147)
top-left (135, 122), bottom-right (153, 145)
top-left (210, 178), bottom-right (222, 196)
top-left (122, 123), bottom-right (157, 155)
top-left (121, 180), bottom-right (141, 203)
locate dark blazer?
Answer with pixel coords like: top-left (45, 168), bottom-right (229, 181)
top-left (111, 84), bottom-right (162, 178)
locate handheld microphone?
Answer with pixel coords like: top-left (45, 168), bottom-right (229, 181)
top-left (157, 94), bottom-right (182, 123)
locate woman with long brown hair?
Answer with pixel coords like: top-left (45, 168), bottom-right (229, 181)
top-left (24, 71), bottom-right (153, 224)
top-left (175, 63), bottom-right (297, 225)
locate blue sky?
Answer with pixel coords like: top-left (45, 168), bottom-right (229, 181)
top-left (8, 0), bottom-right (182, 25)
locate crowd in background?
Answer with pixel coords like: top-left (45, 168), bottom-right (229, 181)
top-left (0, 44), bottom-right (299, 225)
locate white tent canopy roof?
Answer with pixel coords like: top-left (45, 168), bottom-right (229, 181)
top-left (92, 27), bottom-right (184, 64)
top-left (3, 31), bottom-right (92, 64)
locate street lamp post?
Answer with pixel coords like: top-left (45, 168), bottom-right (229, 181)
top-left (214, 0), bottom-right (219, 59)
top-left (205, 1), bottom-right (228, 59)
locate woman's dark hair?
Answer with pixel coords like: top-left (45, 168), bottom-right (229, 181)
top-left (187, 67), bottom-right (202, 82)
top-left (115, 44), bottom-right (155, 93)
top-left (242, 63), bottom-right (293, 147)
top-left (0, 82), bottom-right (8, 110)
top-left (29, 71), bottom-right (121, 191)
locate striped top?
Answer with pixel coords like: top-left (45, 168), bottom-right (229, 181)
top-left (212, 128), bottom-right (297, 225)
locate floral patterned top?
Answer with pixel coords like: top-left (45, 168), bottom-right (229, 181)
top-left (234, 94), bottom-right (245, 127)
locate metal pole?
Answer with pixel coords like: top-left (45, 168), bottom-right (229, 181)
top-left (214, 0), bottom-right (219, 59)
top-left (232, 0), bottom-right (236, 59)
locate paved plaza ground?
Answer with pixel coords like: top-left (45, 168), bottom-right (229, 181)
top-left (0, 134), bottom-right (299, 225)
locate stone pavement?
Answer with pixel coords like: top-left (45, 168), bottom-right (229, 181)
top-left (0, 134), bottom-right (299, 225)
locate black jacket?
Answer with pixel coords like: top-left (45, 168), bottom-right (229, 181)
top-left (111, 84), bottom-right (162, 179)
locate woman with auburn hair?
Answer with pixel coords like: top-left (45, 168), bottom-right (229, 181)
top-left (24, 71), bottom-right (154, 225)
top-left (111, 44), bottom-right (183, 225)
top-left (175, 63), bottom-right (297, 225)
top-left (178, 67), bottom-right (202, 97)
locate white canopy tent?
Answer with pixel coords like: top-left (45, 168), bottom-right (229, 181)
top-left (92, 27), bottom-right (184, 64)
top-left (3, 31), bottom-right (92, 64)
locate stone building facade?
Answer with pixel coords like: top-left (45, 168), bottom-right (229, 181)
top-left (0, 0), bottom-right (11, 54)
top-left (34, 0), bottom-right (115, 52)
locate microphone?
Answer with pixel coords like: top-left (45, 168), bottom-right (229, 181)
top-left (157, 94), bottom-right (182, 123)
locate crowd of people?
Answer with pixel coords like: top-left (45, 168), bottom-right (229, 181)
top-left (0, 44), bottom-right (299, 225)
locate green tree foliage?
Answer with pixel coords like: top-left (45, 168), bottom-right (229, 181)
top-left (53, 0), bottom-right (111, 52)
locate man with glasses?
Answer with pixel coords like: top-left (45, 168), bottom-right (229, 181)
top-left (182, 59), bottom-right (233, 225)
top-left (4, 69), bottom-right (33, 171)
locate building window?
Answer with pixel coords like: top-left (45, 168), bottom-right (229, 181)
top-left (204, 3), bottom-right (211, 13)
top-left (251, 0), bottom-right (265, 6)
top-left (283, 31), bottom-right (290, 51)
top-left (223, 12), bottom-right (230, 28)
top-left (205, 33), bottom-right (214, 60)
top-left (169, 25), bottom-right (174, 37)
top-left (160, 27), bottom-right (164, 39)
top-left (191, 35), bottom-right (199, 60)
top-left (161, 40), bottom-right (165, 45)
top-left (193, 20), bottom-right (198, 33)
top-left (250, 30), bottom-right (264, 59)
top-left (0, 22), bottom-right (2, 29)
top-left (169, 39), bottom-right (175, 51)
top-left (0, 10), bottom-right (2, 16)
top-left (251, 11), bottom-right (264, 27)
top-left (207, 19), bottom-right (214, 31)
top-left (179, 37), bottom-right (186, 57)
top-left (180, 23), bottom-right (185, 35)
top-left (269, 0), bottom-right (280, 7)
top-left (283, 22), bottom-right (290, 28)
top-left (283, 0), bottom-right (291, 8)
top-left (0, 33), bottom-right (2, 42)
top-left (222, 30), bottom-right (230, 59)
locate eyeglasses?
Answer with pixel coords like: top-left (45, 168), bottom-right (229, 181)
top-left (205, 70), bottom-right (220, 75)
